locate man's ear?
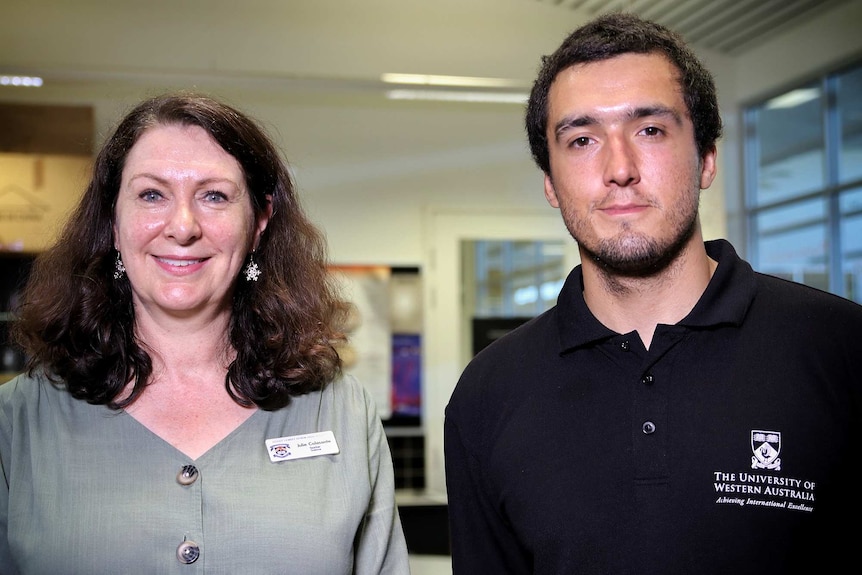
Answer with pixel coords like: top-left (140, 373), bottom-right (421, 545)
top-left (543, 174), bottom-right (561, 208)
top-left (700, 146), bottom-right (718, 190)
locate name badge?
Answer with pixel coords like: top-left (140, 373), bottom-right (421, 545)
top-left (265, 431), bottom-right (340, 462)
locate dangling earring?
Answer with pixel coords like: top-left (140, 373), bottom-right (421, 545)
top-left (113, 251), bottom-right (126, 280)
top-left (244, 252), bottom-right (261, 282)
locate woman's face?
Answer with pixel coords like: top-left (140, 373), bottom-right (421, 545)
top-left (113, 123), bottom-right (270, 323)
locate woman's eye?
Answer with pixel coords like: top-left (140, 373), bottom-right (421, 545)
top-left (204, 190), bottom-right (228, 202)
top-left (140, 189), bottom-right (162, 202)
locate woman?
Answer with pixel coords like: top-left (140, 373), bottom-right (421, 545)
top-left (0, 94), bottom-right (409, 573)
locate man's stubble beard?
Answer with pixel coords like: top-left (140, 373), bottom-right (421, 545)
top-left (561, 194), bottom-right (700, 281)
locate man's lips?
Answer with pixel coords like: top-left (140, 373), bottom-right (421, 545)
top-left (599, 203), bottom-right (649, 216)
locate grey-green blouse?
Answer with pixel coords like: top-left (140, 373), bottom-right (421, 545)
top-left (0, 371), bottom-right (409, 574)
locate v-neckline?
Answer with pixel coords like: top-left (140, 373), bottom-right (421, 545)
top-left (120, 406), bottom-right (263, 462)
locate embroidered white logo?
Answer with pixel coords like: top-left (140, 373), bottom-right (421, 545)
top-left (713, 428), bottom-right (815, 512)
top-left (751, 430), bottom-right (781, 471)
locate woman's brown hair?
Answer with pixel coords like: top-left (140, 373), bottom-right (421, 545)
top-left (13, 93), bottom-right (344, 410)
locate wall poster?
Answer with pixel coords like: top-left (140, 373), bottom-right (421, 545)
top-left (330, 265), bottom-right (394, 419)
top-left (328, 266), bottom-right (423, 423)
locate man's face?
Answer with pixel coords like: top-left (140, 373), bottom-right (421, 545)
top-left (543, 52), bottom-right (716, 276)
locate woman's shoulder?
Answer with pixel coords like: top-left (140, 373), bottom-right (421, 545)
top-left (0, 371), bottom-right (51, 404)
top-left (281, 373), bottom-right (380, 428)
top-left (0, 371), bottom-right (83, 423)
top-left (250, 374), bottom-right (385, 457)
top-left (320, 373), bottom-right (377, 413)
top-left (0, 372), bottom-right (53, 431)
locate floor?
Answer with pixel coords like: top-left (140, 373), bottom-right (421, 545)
top-left (409, 554), bottom-right (452, 575)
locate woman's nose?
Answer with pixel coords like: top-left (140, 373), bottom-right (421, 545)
top-left (164, 202), bottom-right (202, 243)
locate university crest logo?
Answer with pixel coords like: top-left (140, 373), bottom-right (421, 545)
top-left (751, 430), bottom-right (781, 471)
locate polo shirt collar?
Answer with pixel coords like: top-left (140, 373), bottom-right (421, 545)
top-left (555, 239), bottom-right (757, 352)
top-left (680, 239), bottom-right (757, 328)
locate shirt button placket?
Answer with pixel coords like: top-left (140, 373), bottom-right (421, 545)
top-left (176, 463), bottom-right (203, 566)
top-left (640, 373), bottom-right (657, 435)
top-left (633, 366), bottom-right (668, 479)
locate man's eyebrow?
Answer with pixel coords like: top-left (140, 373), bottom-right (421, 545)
top-left (630, 105), bottom-right (683, 125)
top-left (553, 114), bottom-right (598, 140)
top-left (553, 105), bottom-right (684, 141)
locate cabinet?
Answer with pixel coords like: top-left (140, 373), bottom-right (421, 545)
top-left (0, 253), bottom-right (34, 383)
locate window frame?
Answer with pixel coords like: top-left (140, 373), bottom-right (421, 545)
top-left (743, 60), bottom-right (862, 303)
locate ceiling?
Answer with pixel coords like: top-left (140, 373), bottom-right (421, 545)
top-left (0, 0), bottom-right (858, 181)
top-left (0, 0), bottom-right (855, 102)
top-left (535, 0), bottom-right (855, 55)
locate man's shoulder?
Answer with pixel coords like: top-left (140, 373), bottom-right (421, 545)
top-left (469, 310), bottom-right (558, 368)
top-left (745, 273), bottom-right (862, 357)
top-left (754, 272), bottom-right (862, 317)
top-left (449, 310), bottom-right (559, 409)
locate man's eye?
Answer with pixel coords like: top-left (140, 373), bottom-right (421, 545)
top-left (571, 136), bottom-right (591, 148)
top-left (642, 126), bottom-right (662, 136)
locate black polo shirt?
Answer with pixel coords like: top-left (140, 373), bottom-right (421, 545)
top-left (445, 239), bottom-right (862, 574)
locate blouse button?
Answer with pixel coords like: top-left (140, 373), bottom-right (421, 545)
top-left (176, 540), bottom-right (200, 564)
top-left (642, 421), bottom-right (656, 435)
top-left (177, 464), bottom-right (199, 486)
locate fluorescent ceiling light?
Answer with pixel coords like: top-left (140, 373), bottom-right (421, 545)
top-left (0, 75), bottom-right (43, 87)
top-left (386, 89), bottom-right (528, 105)
top-left (765, 88), bottom-right (819, 110)
top-left (382, 73), bottom-right (527, 89)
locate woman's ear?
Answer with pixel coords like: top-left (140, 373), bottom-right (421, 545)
top-left (253, 195), bottom-right (273, 248)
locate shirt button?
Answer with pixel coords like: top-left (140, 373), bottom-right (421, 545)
top-left (177, 465), bottom-right (199, 486)
top-left (176, 540), bottom-right (200, 564)
top-left (642, 421), bottom-right (656, 434)
top-left (620, 340), bottom-right (630, 351)
top-left (641, 373), bottom-right (655, 385)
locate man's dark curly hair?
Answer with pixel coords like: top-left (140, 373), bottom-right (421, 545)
top-left (525, 12), bottom-right (723, 175)
top-left (13, 93), bottom-right (345, 410)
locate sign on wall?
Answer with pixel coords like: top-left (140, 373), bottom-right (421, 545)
top-left (0, 153), bottom-right (90, 252)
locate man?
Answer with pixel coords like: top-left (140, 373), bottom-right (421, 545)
top-left (444, 12), bottom-right (862, 574)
